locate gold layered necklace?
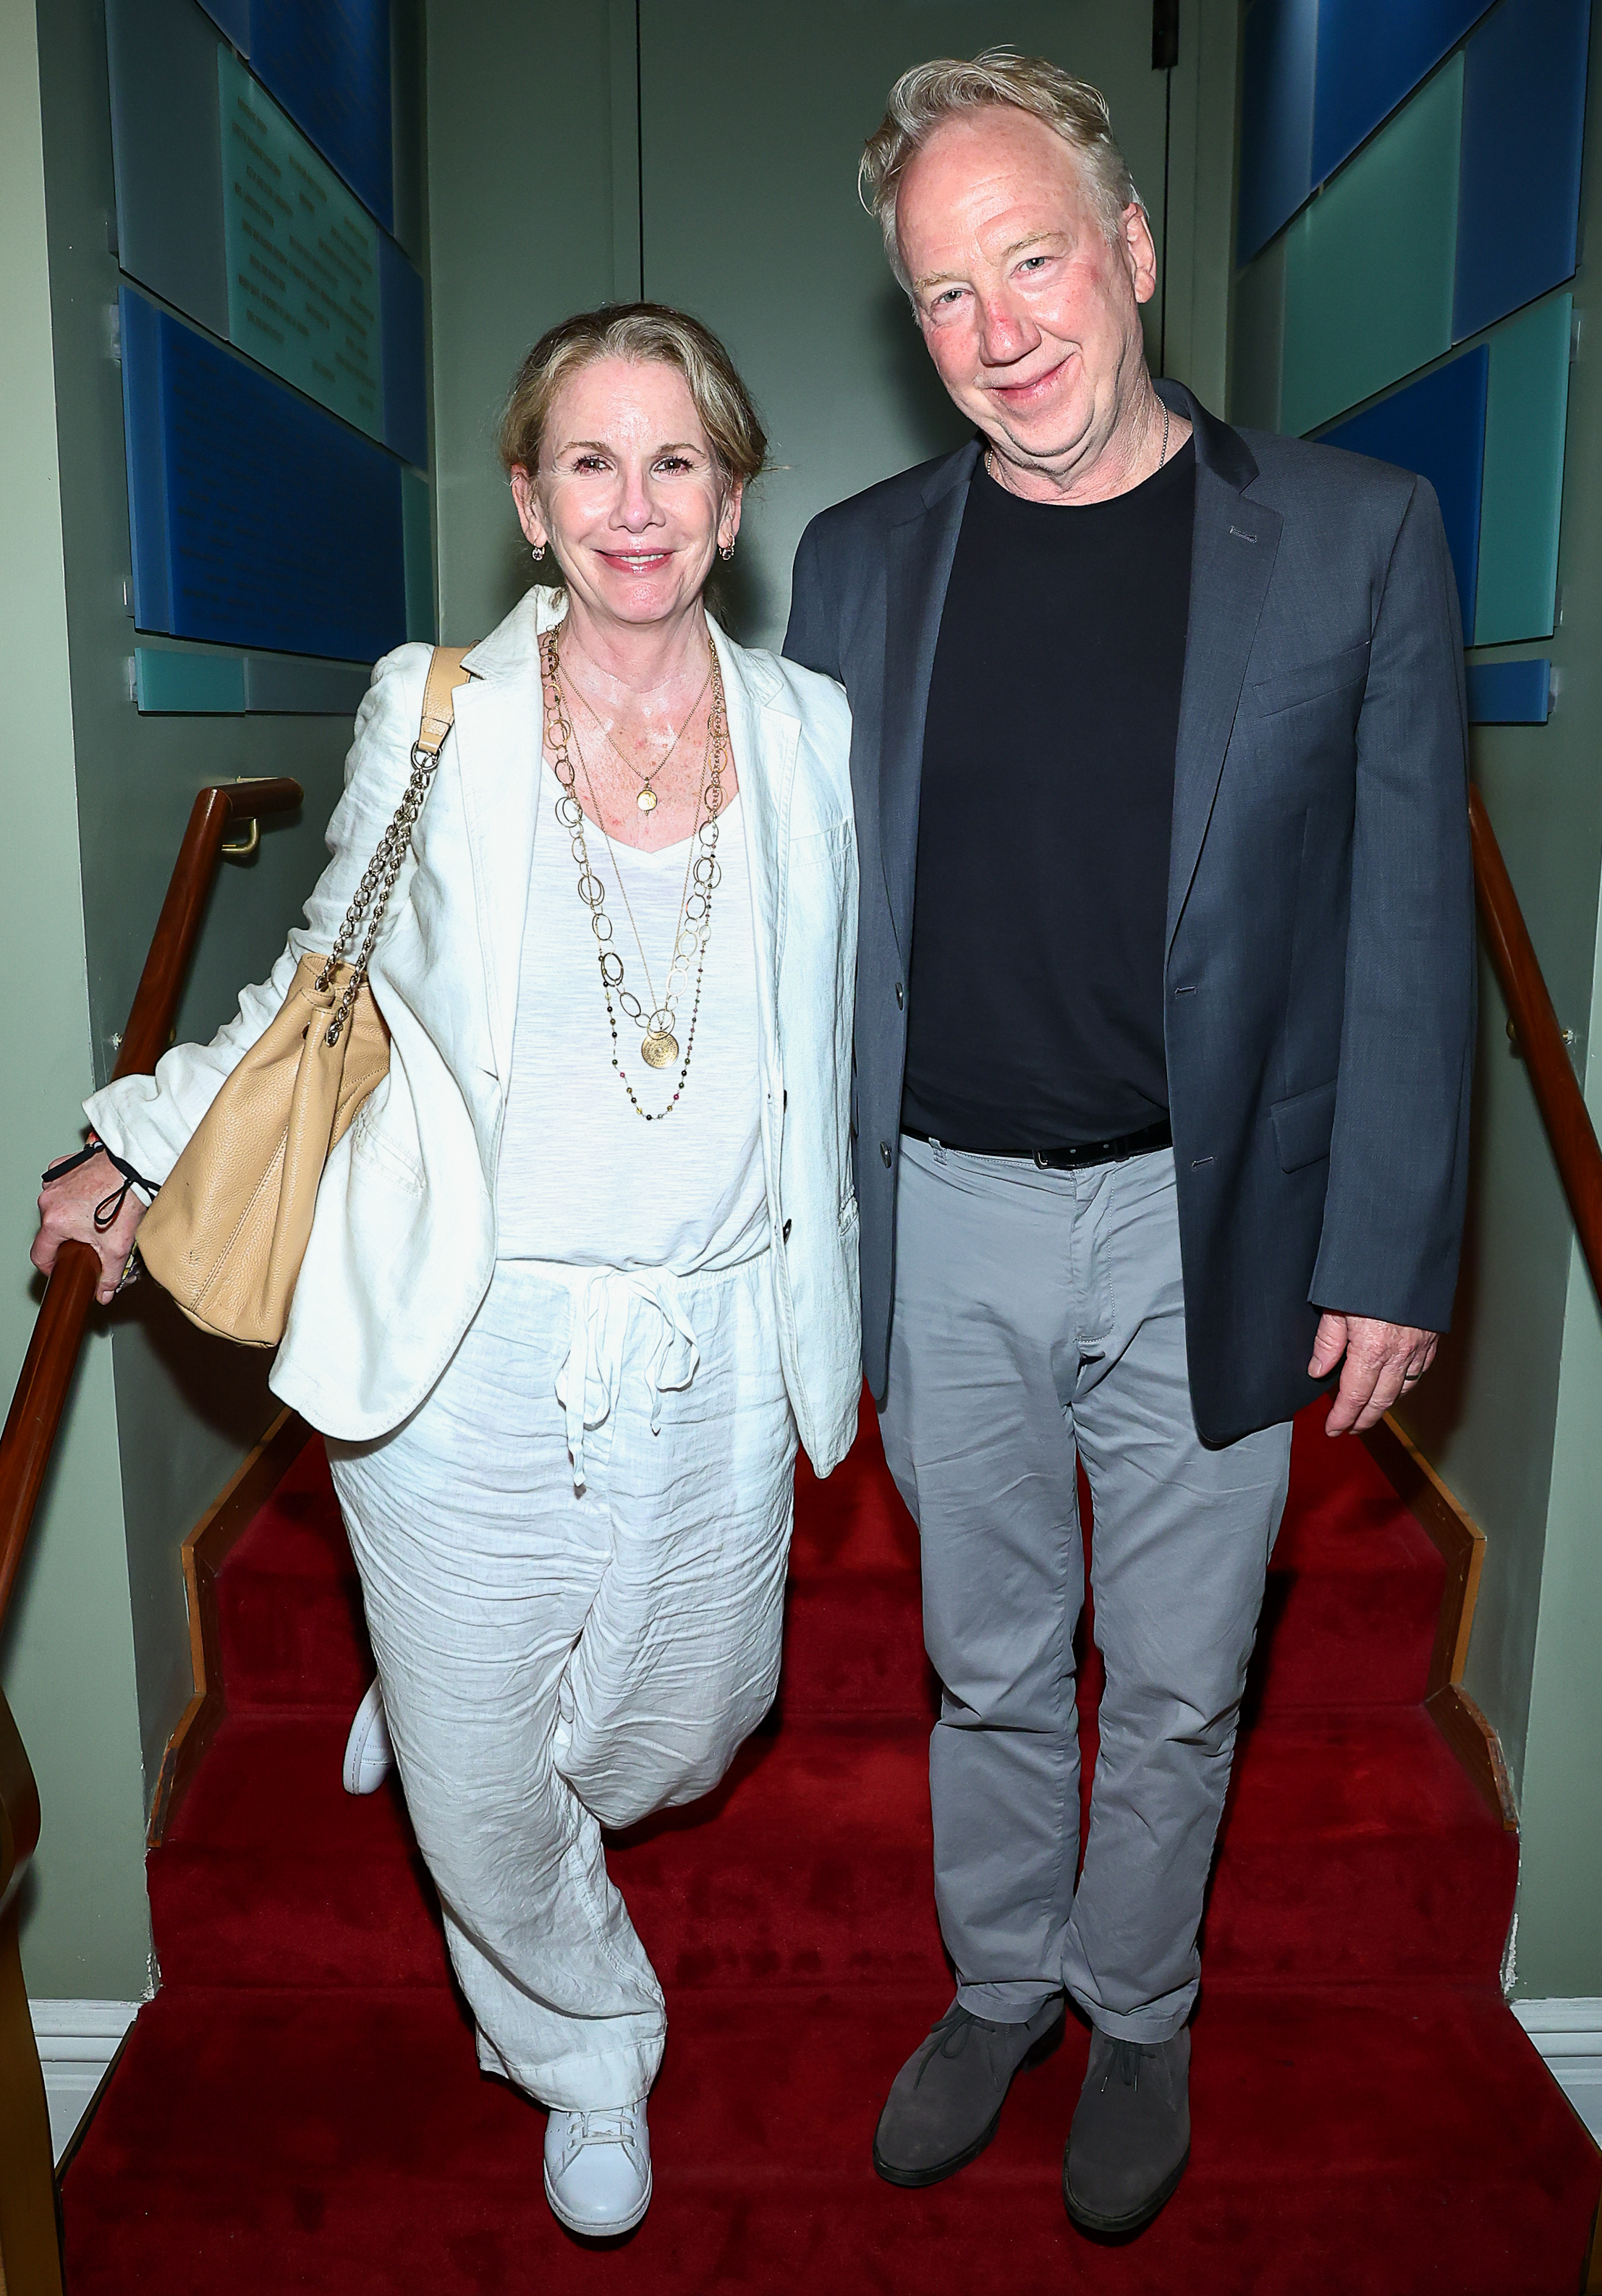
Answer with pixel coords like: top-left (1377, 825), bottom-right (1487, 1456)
top-left (567, 664), bottom-right (711, 816)
top-left (538, 624), bottom-right (729, 1121)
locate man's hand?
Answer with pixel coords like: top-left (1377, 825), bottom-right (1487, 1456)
top-left (1310, 1312), bottom-right (1438, 1436)
top-left (33, 1149), bottom-right (147, 1306)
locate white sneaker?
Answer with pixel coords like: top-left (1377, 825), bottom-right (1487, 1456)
top-left (543, 2101), bottom-right (652, 2237)
top-left (341, 1677), bottom-right (394, 1795)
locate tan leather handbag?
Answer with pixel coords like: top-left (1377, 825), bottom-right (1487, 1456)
top-left (137, 646), bottom-right (472, 1345)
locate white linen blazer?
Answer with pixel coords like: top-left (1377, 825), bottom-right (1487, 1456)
top-left (87, 589), bottom-right (863, 1474)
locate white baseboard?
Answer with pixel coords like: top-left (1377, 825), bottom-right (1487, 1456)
top-left (1513, 1997), bottom-right (1602, 2143)
top-left (29, 1999), bottom-right (142, 2164)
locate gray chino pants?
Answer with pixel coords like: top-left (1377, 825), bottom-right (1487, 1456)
top-left (879, 1136), bottom-right (1292, 2044)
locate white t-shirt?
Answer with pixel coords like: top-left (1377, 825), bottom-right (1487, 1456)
top-left (495, 765), bottom-right (768, 1271)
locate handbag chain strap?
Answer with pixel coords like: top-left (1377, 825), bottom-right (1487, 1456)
top-left (316, 646), bottom-right (472, 1046)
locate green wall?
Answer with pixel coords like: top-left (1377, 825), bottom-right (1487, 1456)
top-left (2, 0), bottom-right (407, 1994)
top-left (428, 0), bottom-right (630, 645)
top-left (1, 0), bottom-right (151, 2002)
top-left (428, 0), bottom-right (1242, 655)
top-left (1226, 7), bottom-right (1602, 1997)
top-left (1402, 23), bottom-right (1602, 1993)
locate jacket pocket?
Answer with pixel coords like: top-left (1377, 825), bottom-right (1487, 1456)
top-left (1271, 1079), bottom-right (1338, 1172)
top-left (1252, 641), bottom-right (1371, 718)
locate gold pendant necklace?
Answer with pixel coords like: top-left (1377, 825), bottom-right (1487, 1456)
top-left (540, 624), bottom-right (729, 1115)
top-left (567, 663), bottom-right (711, 814)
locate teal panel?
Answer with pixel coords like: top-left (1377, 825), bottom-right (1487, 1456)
top-left (243, 654), bottom-right (370, 712)
top-left (402, 465), bottom-right (436, 642)
top-left (1231, 235), bottom-right (1286, 432)
top-left (219, 48), bottom-right (384, 444)
top-left (1281, 54), bottom-right (1463, 435)
top-left (1475, 292), bottom-right (1573, 643)
top-left (133, 645), bottom-right (246, 712)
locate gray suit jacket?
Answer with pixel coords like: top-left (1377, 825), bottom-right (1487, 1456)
top-left (783, 382), bottom-right (1475, 1445)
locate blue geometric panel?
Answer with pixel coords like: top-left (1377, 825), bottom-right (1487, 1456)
top-left (134, 647), bottom-right (246, 713)
top-left (121, 288), bottom-right (172, 634)
top-left (1237, 0), bottom-right (1319, 263)
top-left (1475, 292), bottom-right (1573, 643)
top-left (402, 467), bottom-right (435, 644)
top-left (1281, 56), bottom-right (1464, 437)
top-left (119, 289), bottom-right (406, 663)
top-left (1454, 0), bottom-right (1592, 341)
top-left (1311, 0), bottom-right (1493, 185)
top-left (247, 0), bottom-right (391, 230)
top-left (106, 0), bottom-right (229, 339)
top-left (1465, 658), bottom-right (1551, 722)
top-left (1321, 347), bottom-right (1489, 631)
top-left (380, 234), bottom-right (428, 467)
top-left (195, 0), bottom-right (250, 46)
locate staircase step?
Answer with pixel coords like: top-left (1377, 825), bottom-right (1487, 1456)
top-left (1248, 1536), bottom-right (1440, 1712)
top-left (617, 1710), bottom-right (1514, 1991)
top-left (64, 1980), bottom-right (1598, 2296)
top-left (216, 1445), bottom-right (372, 1713)
top-left (224, 1423), bottom-right (1441, 1722)
top-left (791, 1398), bottom-right (919, 1576)
top-left (775, 1573), bottom-right (934, 1720)
top-left (148, 1716), bottom-right (452, 1990)
top-left (1205, 1706), bottom-right (1516, 1980)
top-left (153, 1700), bottom-right (1513, 1995)
top-left (774, 1536), bottom-right (1441, 1723)
top-left (219, 1565), bottom-right (375, 1714)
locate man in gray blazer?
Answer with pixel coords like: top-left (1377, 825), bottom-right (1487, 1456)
top-left (783, 51), bottom-right (1473, 2238)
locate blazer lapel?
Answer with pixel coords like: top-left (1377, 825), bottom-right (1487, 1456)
top-left (881, 441), bottom-right (979, 961)
top-left (453, 592), bottom-right (546, 1081)
top-left (712, 616), bottom-right (793, 1084)
top-left (1164, 386), bottom-right (1282, 953)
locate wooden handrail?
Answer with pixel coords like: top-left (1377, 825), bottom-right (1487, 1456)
top-left (1470, 786), bottom-right (1602, 1299)
top-left (0, 774), bottom-right (299, 2296)
top-left (0, 778), bottom-right (300, 1625)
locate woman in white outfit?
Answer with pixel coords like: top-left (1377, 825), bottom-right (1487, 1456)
top-left (33, 305), bottom-right (860, 2240)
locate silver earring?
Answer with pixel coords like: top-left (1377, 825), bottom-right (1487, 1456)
top-left (531, 542), bottom-right (546, 561)
top-left (719, 543), bottom-right (734, 561)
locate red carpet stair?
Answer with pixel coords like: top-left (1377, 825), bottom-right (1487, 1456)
top-left (64, 1404), bottom-right (1601, 2292)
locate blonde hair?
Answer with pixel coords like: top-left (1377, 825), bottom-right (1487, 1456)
top-left (860, 48), bottom-right (1143, 294)
top-left (499, 302), bottom-right (767, 490)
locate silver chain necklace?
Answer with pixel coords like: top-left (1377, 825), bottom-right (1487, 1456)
top-left (538, 626), bottom-right (729, 1119)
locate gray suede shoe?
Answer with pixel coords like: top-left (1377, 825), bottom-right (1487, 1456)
top-left (1062, 2026), bottom-right (1191, 2235)
top-left (873, 1997), bottom-right (1064, 2187)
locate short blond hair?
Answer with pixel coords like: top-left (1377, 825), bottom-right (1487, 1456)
top-left (860, 48), bottom-right (1143, 294)
top-left (499, 302), bottom-right (767, 490)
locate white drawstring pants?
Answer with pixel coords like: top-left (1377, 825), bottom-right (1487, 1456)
top-left (326, 1251), bottom-right (796, 2112)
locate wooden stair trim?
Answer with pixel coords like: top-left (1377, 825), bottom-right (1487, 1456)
top-left (145, 1408), bottom-right (310, 1848)
top-left (1362, 1414), bottom-right (1516, 1832)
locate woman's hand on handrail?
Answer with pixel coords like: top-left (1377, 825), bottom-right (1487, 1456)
top-left (33, 1147), bottom-right (148, 1304)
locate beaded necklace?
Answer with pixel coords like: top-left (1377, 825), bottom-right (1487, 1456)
top-left (538, 624), bottom-right (728, 1121)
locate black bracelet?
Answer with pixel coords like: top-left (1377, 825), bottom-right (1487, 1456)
top-left (41, 1138), bottom-right (160, 1233)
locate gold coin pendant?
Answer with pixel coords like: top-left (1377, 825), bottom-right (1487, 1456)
top-left (637, 787), bottom-right (658, 813)
top-left (641, 1029), bottom-right (678, 1070)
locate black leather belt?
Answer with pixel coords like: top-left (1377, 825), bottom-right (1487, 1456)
top-left (902, 1117), bottom-right (1173, 1170)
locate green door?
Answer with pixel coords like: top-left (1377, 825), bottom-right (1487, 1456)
top-left (637, 4), bottom-right (1204, 644)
